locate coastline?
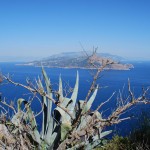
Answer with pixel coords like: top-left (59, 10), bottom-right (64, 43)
top-left (16, 63), bottom-right (134, 71)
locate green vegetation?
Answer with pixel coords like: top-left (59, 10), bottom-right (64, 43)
top-left (96, 112), bottom-right (150, 150)
top-left (95, 136), bottom-right (132, 150)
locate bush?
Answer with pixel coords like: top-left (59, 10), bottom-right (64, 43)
top-left (95, 136), bottom-right (132, 150)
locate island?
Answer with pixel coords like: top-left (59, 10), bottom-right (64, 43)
top-left (22, 52), bottom-right (134, 70)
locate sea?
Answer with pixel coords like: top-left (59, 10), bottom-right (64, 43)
top-left (0, 61), bottom-right (150, 136)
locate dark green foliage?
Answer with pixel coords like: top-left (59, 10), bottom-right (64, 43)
top-left (129, 112), bottom-right (150, 149)
top-left (95, 136), bottom-right (132, 150)
top-left (96, 112), bottom-right (150, 150)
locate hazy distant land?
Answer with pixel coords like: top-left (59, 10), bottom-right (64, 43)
top-left (22, 52), bottom-right (134, 70)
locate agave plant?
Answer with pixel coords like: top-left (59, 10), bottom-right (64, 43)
top-left (1, 68), bottom-right (112, 150)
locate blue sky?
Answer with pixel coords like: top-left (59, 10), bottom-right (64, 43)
top-left (0, 0), bottom-right (150, 60)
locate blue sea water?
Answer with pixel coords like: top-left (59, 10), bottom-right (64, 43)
top-left (0, 62), bottom-right (150, 136)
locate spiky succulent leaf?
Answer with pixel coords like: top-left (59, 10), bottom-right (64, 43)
top-left (95, 111), bottom-right (102, 119)
top-left (94, 111), bottom-right (103, 128)
top-left (42, 67), bottom-right (53, 134)
top-left (59, 75), bottom-right (63, 102)
top-left (11, 112), bottom-right (23, 126)
top-left (100, 130), bottom-right (112, 139)
top-left (92, 130), bottom-right (112, 141)
top-left (42, 67), bottom-right (52, 98)
top-left (37, 78), bottom-right (47, 138)
top-left (67, 72), bottom-right (79, 115)
top-left (45, 132), bottom-right (57, 147)
top-left (85, 139), bottom-right (108, 150)
top-left (79, 100), bottom-right (84, 109)
top-left (82, 85), bottom-right (98, 114)
top-left (44, 117), bottom-right (56, 144)
top-left (54, 107), bottom-right (70, 123)
top-left (17, 98), bottom-right (26, 112)
top-left (53, 72), bottom-right (79, 126)
top-left (54, 97), bottom-right (72, 125)
top-left (26, 104), bottom-right (41, 144)
top-left (12, 98), bottom-right (26, 126)
top-left (77, 115), bottom-right (92, 131)
top-left (41, 66), bottom-right (52, 104)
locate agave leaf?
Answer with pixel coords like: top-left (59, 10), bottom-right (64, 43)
top-left (42, 67), bottom-right (53, 134)
top-left (37, 77), bottom-right (47, 108)
top-left (79, 100), bottom-right (84, 109)
top-left (59, 75), bottom-right (63, 102)
top-left (41, 67), bottom-right (52, 97)
top-left (11, 112), bottom-right (23, 126)
top-left (54, 72), bottom-right (79, 125)
top-left (60, 97), bottom-right (71, 108)
top-left (54, 107), bottom-right (70, 123)
top-left (85, 139), bottom-right (108, 150)
top-left (44, 116), bottom-right (54, 144)
top-left (54, 97), bottom-right (72, 126)
top-left (94, 111), bottom-right (103, 128)
top-left (82, 85), bottom-right (98, 114)
top-left (86, 85), bottom-right (98, 108)
top-left (37, 78), bottom-right (47, 108)
top-left (37, 77), bottom-right (45, 93)
top-left (45, 99), bottom-right (53, 137)
top-left (41, 68), bottom-right (53, 140)
top-left (100, 130), bottom-right (112, 139)
top-left (77, 115), bottom-right (92, 131)
top-left (92, 130), bottom-right (112, 141)
top-left (95, 111), bottom-right (102, 119)
top-left (45, 132), bottom-right (57, 147)
top-left (17, 98), bottom-right (27, 112)
top-left (13, 98), bottom-right (41, 144)
top-left (67, 72), bottom-right (79, 114)
top-left (12, 98), bottom-right (27, 126)
top-left (41, 96), bottom-right (47, 139)
top-left (26, 105), bottom-right (41, 144)
top-left (53, 107), bottom-right (72, 143)
top-left (37, 78), bottom-right (47, 139)
top-left (71, 71), bottom-right (79, 102)
top-left (41, 66), bottom-right (52, 101)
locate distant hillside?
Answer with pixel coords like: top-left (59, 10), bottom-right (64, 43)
top-left (23, 52), bottom-right (134, 70)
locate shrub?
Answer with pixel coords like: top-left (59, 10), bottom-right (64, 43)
top-left (95, 136), bottom-right (132, 150)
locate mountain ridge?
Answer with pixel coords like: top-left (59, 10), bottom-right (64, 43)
top-left (22, 52), bottom-right (134, 70)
